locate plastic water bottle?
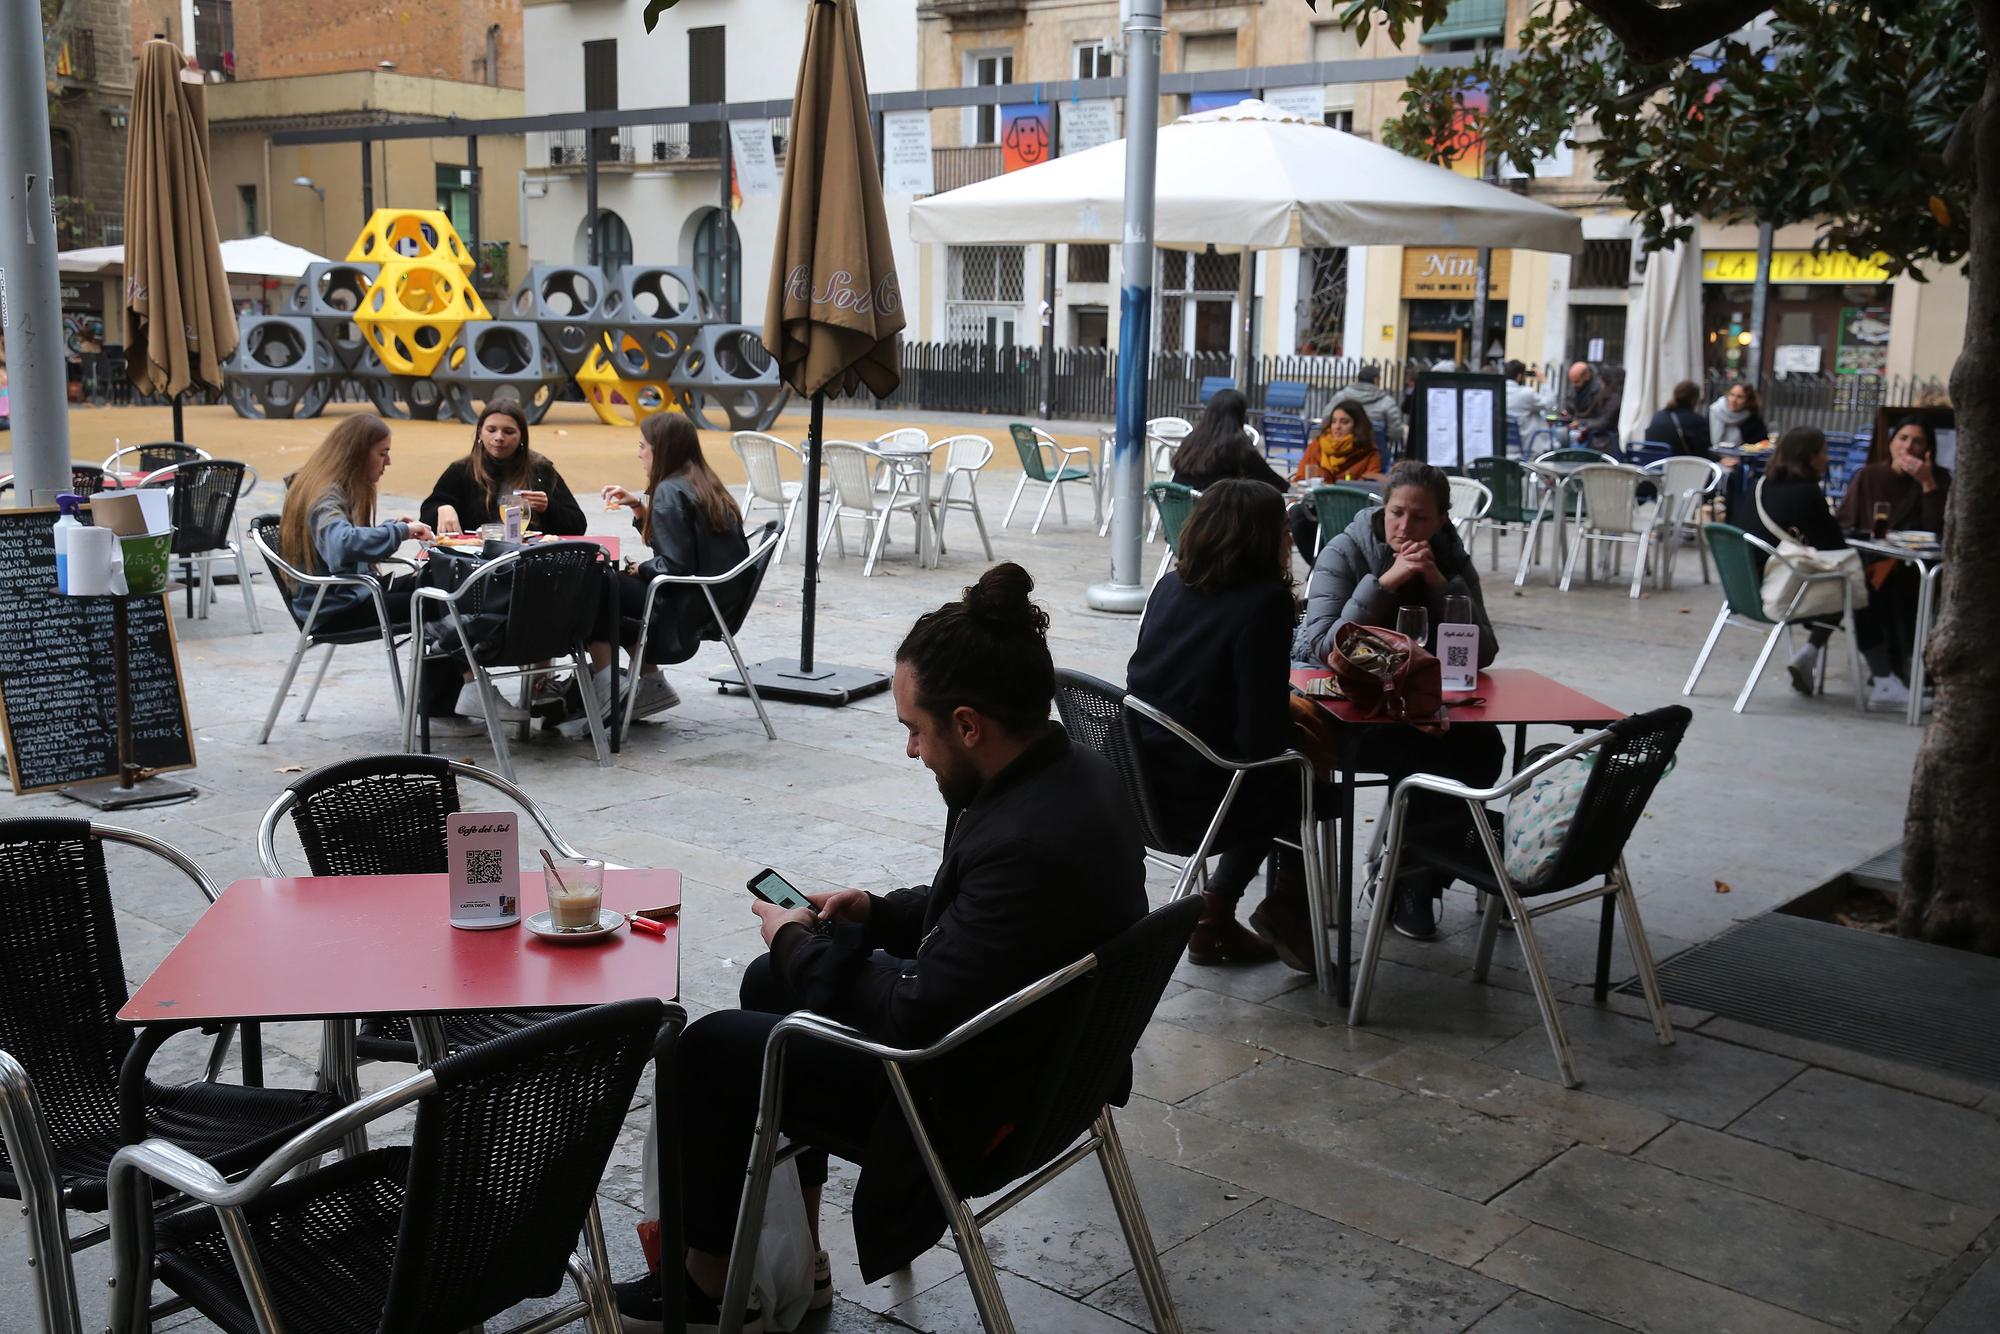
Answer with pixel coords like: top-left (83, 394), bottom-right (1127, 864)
top-left (52, 493), bottom-right (83, 594)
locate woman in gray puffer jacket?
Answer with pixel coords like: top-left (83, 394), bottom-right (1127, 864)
top-left (1292, 461), bottom-right (1503, 942)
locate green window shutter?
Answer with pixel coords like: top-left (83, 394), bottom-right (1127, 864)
top-left (1419, 0), bottom-right (1507, 45)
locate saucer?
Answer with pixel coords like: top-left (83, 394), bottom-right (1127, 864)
top-left (525, 907), bottom-right (625, 942)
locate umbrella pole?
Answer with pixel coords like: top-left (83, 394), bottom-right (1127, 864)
top-left (801, 390), bottom-right (824, 673)
top-left (172, 391), bottom-right (185, 444)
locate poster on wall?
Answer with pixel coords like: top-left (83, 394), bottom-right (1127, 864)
top-left (1061, 98), bottom-right (1118, 155)
top-left (1000, 103), bottom-right (1054, 172)
top-left (881, 110), bottom-right (934, 196)
top-left (1262, 86), bottom-right (1326, 121)
top-left (727, 121), bottom-right (781, 197)
top-left (1836, 306), bottom-right (1891, 375)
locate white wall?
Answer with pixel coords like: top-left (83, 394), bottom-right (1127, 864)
top-left (520, 0), bottom-right (921, 323)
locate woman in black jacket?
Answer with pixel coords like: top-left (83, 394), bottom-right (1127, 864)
top-left (420, 399), bottom-right (588, 535)
top-left (1644, 380), bottom-right (1713, 456)
top-left (1171, 388), bottom-right (1288, 493)
top-left (1127, 480), bottom-right (1315, 968)
top-left (1731, 426), bottom-right (1900, 705)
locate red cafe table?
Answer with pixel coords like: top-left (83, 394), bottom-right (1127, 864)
top-left (120, 865), bottom-right (693, 1331)
top-left (1289, 666), bottom-right (1624, 1005)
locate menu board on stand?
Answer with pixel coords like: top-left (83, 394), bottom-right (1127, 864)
top-left (0, 508), bottom-right (196, 801)
top-left (1412, 372), bottom-right (1508, 472)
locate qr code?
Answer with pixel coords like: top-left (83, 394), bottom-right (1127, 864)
top-left (465, 848), bottom-right (506, 884)
top-left (1446, 645), bottom-right (1471, 668)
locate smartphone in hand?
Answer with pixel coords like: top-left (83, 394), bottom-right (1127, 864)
top-left (747, 867), bottom-right (813, 911)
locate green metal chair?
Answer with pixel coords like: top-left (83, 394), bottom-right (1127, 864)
top-left (1469, 457), bottom-right (1540, 572)
top-left (1145, 482), bottom-right (1199, 585)
top-left (1310, 483), bottom-right (1377, 555)
top-left (1683, 523), bottom-right (1865, 714)
top-left (1005, 423), bottom-right (1098, 534)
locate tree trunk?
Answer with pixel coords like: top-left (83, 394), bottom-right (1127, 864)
top-left (1901, 4), bottom-right (2000, 953)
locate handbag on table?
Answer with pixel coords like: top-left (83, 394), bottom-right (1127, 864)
top-left (1326, 622), bottom-right (1443, 721)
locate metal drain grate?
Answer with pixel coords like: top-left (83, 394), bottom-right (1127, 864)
top-left (1626, 912), bottom-right (2000, 1085)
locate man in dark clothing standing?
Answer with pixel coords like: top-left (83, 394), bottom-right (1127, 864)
top-left (617, 562), bottom-right (1148, 1334)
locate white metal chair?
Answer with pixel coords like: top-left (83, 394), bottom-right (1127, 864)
top-left (819, 442), bottom-right (926, 576)
top-left (1561, 464), bottom-right (1663, 599)
top-left (931, 434), bottom-right (996, 560)
top-left (1646, 455), bottom-right (1725, 589)
top-left (1349, 708), bottom-right (1691, 1088)
top-left (622, 525), bottom-right (782, 740)
top-left (731, 431), bottom-right (804, 564)
top-left (1683, 523), bottom-right (1867, 714)
top-left (872, 427), bottom-right (930, 498)
top-left (248, 513), bottom-right (408, 745)
top-left (1448, 475), bottom-right (1494, 550)
top-left (1004, 424), bottom-right (1099, 535)
top-left (1513, 448), bottom-right (1617, 588)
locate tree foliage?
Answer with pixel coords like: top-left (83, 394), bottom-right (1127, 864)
top-left (1340, 0), bottom-right (1987, 274)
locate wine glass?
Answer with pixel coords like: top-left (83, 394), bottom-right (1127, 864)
top-left (1442, 594), bottom-right (1473, 627)
top-left (1395, 606), bottom-right (1429, 646)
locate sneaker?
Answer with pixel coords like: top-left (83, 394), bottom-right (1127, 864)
top-left (1867, 675), bottom-right (1911, 712)
top-left (1391, 882), bottom-right (1440, 941)
top-left (1786, 643), bottom-right (1821, 696)
top-left (810, 1249), bottom-right (834, 1311)
top-left (419, 711), bottom-right (484, 738)
top-left (557, 667), bottom-right (615, 740)
top-left (456, 679), bottom-right (530, 724)
top-left (529, 675), bottom-right (573, 720)
top-left (628, 672), bottom-right (681, 720)
top-left (614, 1271), bottom-right (763, 1334)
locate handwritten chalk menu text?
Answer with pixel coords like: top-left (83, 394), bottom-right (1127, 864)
top-left (0, 508), bottom-right (195, 793)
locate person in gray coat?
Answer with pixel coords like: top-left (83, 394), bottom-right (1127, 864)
top-left (1292, 460), bottom-right (1504, 940)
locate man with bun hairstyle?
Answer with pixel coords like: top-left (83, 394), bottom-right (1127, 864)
top-left (620, 563), bottom-right (1147, 1334)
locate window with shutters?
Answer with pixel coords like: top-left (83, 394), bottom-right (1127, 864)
top-left (946, 245), bottom-right (1026, 344)
top-left (583, 40), bottom-right (618, 160)
top-left (1067, 245), bottom-right (1110, 283)
top-left (689, 27), bottom-right (725, 158)
top-left (1574, 239), bottom-right (1635, 289)
top-left (1181, 32), bottom-right (1238, 73)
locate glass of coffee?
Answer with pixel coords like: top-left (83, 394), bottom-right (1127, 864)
top-left (543, 856), bottom-right (605, 931)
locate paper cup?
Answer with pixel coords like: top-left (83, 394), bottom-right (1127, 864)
top-left (119, 530), bottom-right (174, 595)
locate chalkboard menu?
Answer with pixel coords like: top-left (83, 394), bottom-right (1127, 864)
top-left (0, 508), bottom-right (195, 794)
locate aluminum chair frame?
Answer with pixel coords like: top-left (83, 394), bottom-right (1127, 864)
top-left (102, 443), bottom-right (211, 475)
top-left (104, 1009), bottom-right (687, 1334)
top-left (620, 529), bottom-right (782, 740)
top-left (871, 428), bottom-right (931, 498)
top-left (931, 434), bottom-right (997, 560)
top-left (819, 442), bottom-right (927, 577)
top-left (1683, 527), bottom-right (1866, 714)
top-left (714, 963), bottom-right (1182, 1334)
top-left (1004, 427), bottom-right (1099, 535)
top-left (138, 464), bottom-right (264, 633)
top-left (1512, 449), bottom-right (1617, 588)
top-left (730, 432), bottom-right (804, 565)
top-left (1467, 458), bottom-right (1539, 573)
top-left (1448, 476), bottom-right (1494, 550)
top-left (0, 827), bottom-right (238, 1334)
top-left (1122, 696), bottom-right (1335, 994)
top-left (249, 519), bottom-right (408, 745)
top-left (1347, 728), bottom-right (1675, 1088)
top-left (1560, 464), bottom-right (1664, 599)
top-left (400, 543), bottom-right (612, 782)
top-left (875, 440), bottom-right (947, 570)
top-left (1645, 456), bottom-right (1724, 589)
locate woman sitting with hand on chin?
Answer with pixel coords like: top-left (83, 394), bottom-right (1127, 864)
top-left (1294, 460), bottom-right (1502, 941)
top-left (420, 398), bottom-right (588, 537)
top-left (560, 412), bottom-right (750, 734)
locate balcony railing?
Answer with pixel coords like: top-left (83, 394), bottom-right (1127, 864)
top-left (55, 28), bottom-right (98, 86)
top-left (529, 119), bottom-right (790, 172)
top-left (57, 202), bottom-right (122, 249)
top-left (930, 145), bottom-right (1002, 195)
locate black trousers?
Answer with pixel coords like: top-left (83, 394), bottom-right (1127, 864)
top-left (677, 955), bottom-right (887, 1255)
top-left (1352, 722), bottom-right (1506, 891)
top-left (311, 576), bottom-right (462, 713)
top-left (1287, 503), bottom-right (1320, 567)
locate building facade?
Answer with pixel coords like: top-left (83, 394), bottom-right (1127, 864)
top-left (128, 0), bottom-right (529, 311)
top-left (517, 0), bottom-right (921, 327)
top-left (47, 0), bottom-right (134, 369)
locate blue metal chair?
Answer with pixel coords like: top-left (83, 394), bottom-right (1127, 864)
top-left (1260, 413), bottom-right (1309, 466)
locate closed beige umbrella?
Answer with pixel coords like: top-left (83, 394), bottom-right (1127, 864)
top-left (123, 38), bottom-right (237, 439)
top-left (736, 0), bottom-right (904, 703)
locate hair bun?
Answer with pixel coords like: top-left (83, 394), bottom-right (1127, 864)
top-left (961, 563), bottom-right (1049, 637)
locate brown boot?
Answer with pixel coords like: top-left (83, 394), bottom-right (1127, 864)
top-left (1187, 891), bottom-right (1278, 965)
top-left (1248, 862), bottom-right (1317, 974)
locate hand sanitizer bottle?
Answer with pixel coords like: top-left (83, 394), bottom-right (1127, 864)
top-left (52, 493), bottom-right (83, 594)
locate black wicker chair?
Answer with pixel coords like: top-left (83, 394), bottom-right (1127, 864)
top-left (107, 998), bottom-right (673, 1334)
top-left (717, 896), bottom-right (1199, 1334)
top-left (104, 441), bottom-right (209, 476)
top-left (257, 755), bottom-right (603, 1068)
top-left (140, 460), bottom-right (261, 630)
top-left (248, 513), bottom-right (409, 744)
top-left (1349, 706), bottom-right (1693, 1088)
top-left (0, 819), bottom-right (341, 1334)
top-left (403, 540), bottom-right (610, 781)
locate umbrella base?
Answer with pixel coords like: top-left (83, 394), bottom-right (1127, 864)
top-left (713, 658), bottom-right (891, 708)
top-left (60, 774), bottom-right (198, 810)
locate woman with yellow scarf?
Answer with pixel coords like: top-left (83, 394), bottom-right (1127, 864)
top-left (1287, 400), bottom-right (1381, 561)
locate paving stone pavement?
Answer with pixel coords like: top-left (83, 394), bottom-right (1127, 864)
top-left (2, 416), bottom-right (1991, 1334)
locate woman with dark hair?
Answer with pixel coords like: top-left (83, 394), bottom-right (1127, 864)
top-left (420, 399), bottom-right (588, 536)
top-left (1171, 388), bottom-right (1287, 493)
top-left (1645, 380), bottom-right (1713, 456)
top-left (1732, 427), bottom-right (1887, 704)
top-left (1710, 381), bottom-right (1769, 446)
top-left (1128, 480), bottom-right (1313, 966)
top-left (1294, 460), bottom-right (1503, 940)
top-left (1287, 400), bottom-right (1383, 563)
top-left (1835, 417), bottom-right (1949, 707)
top-left (563, 413), bottom-right (750, 732)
